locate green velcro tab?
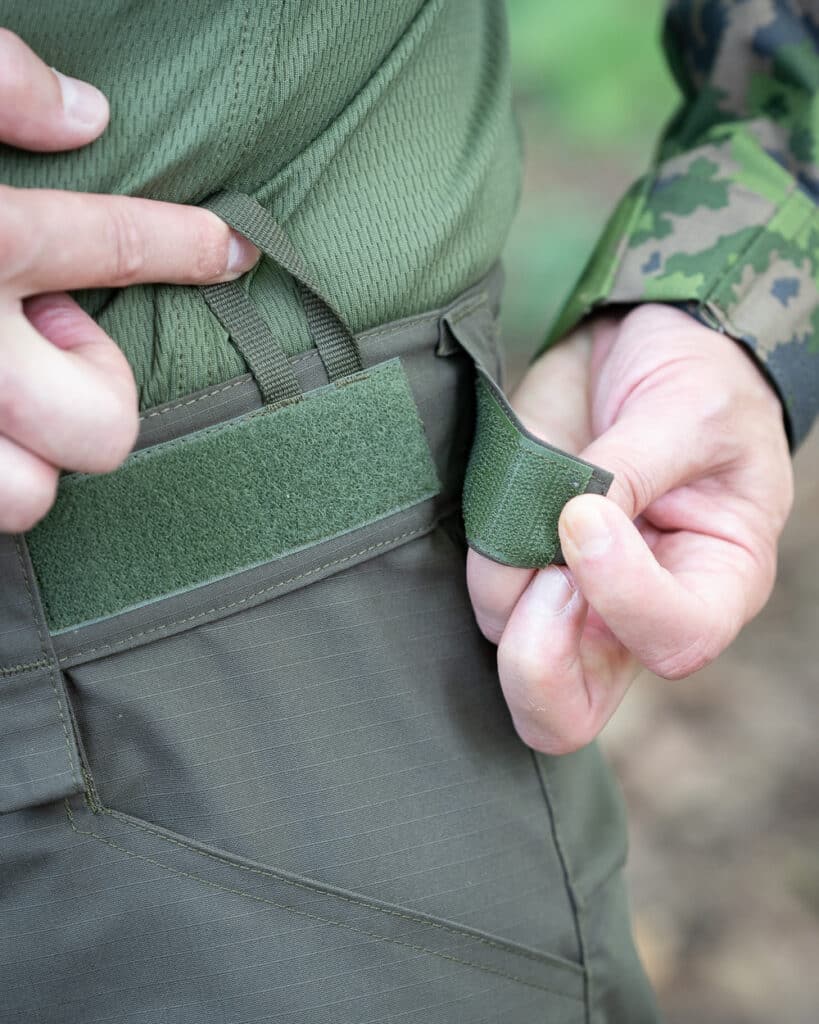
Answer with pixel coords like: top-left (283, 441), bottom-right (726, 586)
top-left (28, 359), bottom-right (440, 633)
top-left (463, 372), bottom-right (612, 568)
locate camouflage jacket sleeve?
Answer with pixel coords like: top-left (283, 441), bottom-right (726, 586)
top-left (548, 0), bottom-right (819, 448)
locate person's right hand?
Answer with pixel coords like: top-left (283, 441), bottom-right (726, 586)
top-left (0, 28), bottom-right (260, 532)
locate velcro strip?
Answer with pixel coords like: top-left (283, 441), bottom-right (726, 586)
top-left (462, 372), bottom-right (612, 568)
top-left (28, 360), bottom-right (440, 633)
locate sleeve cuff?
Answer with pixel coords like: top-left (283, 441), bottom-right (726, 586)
top-left (545, 128), bottom-right (819, 449)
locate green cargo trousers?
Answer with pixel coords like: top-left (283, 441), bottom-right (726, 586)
top-left (0, 235), bottom-right (661, 1021)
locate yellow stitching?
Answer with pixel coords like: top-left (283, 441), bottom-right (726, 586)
top-left (63, 801), bottom-right (582, 999)
top-left (57, 525), bottom-right (433, 664)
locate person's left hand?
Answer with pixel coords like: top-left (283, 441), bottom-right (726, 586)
top-left (467, 303), bottom-right (794, 754)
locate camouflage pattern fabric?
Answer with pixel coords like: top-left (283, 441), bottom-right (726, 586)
top-left (548, 0), bottom-right (819, 449)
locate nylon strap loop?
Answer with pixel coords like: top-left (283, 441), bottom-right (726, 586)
top-left (202, 192), bottom-right (362, 397)
top-left (201, 282), bottom-right (302, 405)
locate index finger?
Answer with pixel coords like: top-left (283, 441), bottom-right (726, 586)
top-left (0, 187), bottom-right (260, 295)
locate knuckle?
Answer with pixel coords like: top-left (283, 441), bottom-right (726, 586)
top-left (743, 541), bottom-right (778, 617)
top-left (0, 29), bottom-right (27, 99)
top-left (0, 369), bottom-right (28, 436)
top-left (0, 187), bottom-right (30, 275)
top-left (104, 202), bottom-right (148, 284)
top-left (192, 213), bottom-right (230, 280)
top-left (1, 465), bottom-right (57, 533)
top-left (776, 462), bottom-right (795, 525)
top-left (90, 390), bottom-right (138, 470)
top-left (498, 639), bottom-right (545, 694)
top-left (613, 459), bottom-right (655, 517)
top-left (513, 716), bottom-right (594, 757)
top-left (651, 633), bottom-right (720, 681)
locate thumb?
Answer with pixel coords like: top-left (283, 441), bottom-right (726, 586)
top-left (0, 29), bottom-right (109, 151)
top-left (557, 491), bottom-right (748, 678)
top-left (578, 399), bottom-right (717, 519)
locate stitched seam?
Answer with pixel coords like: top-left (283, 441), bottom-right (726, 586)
top-left (139, 379), bottom-right (251, 421)
top-left (213, 0), bottom-right (253, 184)
top-left (289, 348), bottom-right (324, 365)
top-left (357, 291), bottom-right (488, 343)
top-left (63, 802), bottom-right (581, 1000)
top-left (530, 753), bottom-right (591, 1023)
top-left (222, 6), bottom-right (281, 189)
top-left (593, 172), bottom-right (657, 309)
top-left (13, 538), bottom-right (81, 792)
top-left (59, 364), bottom-right (397, 489)
top-left (0, 657), bottom-right (49, 677)
top-left (448, 293), bottom-right (489, 328)
top-left (136, 286), bottom-right (491, 421)
top-left (57, 525), bottom-right (433, 664)
top-left (361, 310), bottom-right (441, 341)
top-left (102, 805), bottom-right (574, 970)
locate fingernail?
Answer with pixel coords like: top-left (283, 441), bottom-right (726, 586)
top-left (53, 69), bottom-right (109, 130)
top-left (529, 568), bottom-right (576, 615)
top-left (226, 231), bottom-right (260, 276)
top-left (561, 499), bottom-right (612, 560)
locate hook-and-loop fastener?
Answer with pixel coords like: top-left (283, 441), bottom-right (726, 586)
top-left (444, 303), bottom-right (613, 568)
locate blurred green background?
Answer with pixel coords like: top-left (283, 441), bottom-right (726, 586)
top-left (502, 0), bottom-right (676, 363)
top-left (503, 4), bottom-right (819, 1023)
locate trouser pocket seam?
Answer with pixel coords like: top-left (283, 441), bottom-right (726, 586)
top-left (63, 799), bottom-right (584, 1003)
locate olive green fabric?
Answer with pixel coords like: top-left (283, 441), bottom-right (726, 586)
top-left (201, 192), bottom-right (363, 387)
top-left (28, 360), bottom-right (440, 633)
top-left (3, 1), bottom-right (814, 440)
top-left (200, 280), bottom-right (304, 405)
top-left (464, 373), bottom-right (612, 567)
top-left (0, 534), bottom-right (83, 813)
top-left (1, 291), bottom-right (659, 1023)
top-left (0, 0), bottom-right (520, 410)
top-left (442, 296), bottom-right (613, 569)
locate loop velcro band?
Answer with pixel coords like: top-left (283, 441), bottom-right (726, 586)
top-left (463, 371), bottom-right (612, 567)
top-left (444, 302), bottom-right (613, 569)
top-left (27, 359), bottom-right (439, 633)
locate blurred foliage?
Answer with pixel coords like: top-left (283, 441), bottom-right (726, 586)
top-left (502, 0), bottom-right (679, 366)
top-left (508, 0), bottom-right (678, 150)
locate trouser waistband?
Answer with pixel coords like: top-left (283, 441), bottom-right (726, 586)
top-left (0, 270), bottom-right (503, 814)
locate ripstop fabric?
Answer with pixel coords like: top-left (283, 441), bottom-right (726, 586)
top-left (2, 284), bottom-right (661, 1023)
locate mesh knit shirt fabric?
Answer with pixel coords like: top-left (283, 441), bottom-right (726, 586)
top-left (0, 0), bottom-right (522, 409)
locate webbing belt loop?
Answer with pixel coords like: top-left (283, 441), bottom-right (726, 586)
top-left (201, 282), bottom-right (302, 405)
top-left (201, 192), bottom-right (362, 404)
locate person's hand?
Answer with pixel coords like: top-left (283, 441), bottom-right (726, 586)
top-left (0, 29), bottom-right (260, 532)
top-left (467, 303), bottom-right (793, 754)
